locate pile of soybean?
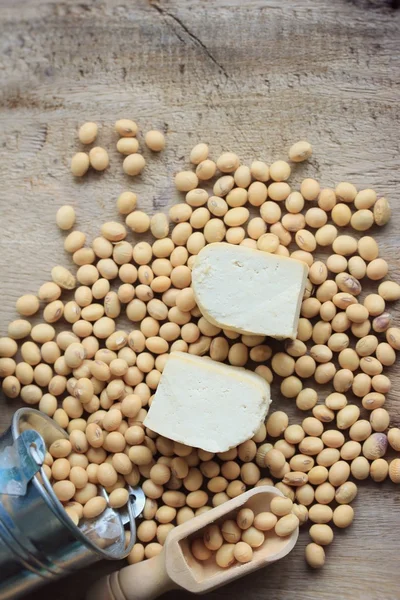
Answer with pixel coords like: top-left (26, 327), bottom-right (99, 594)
top-left (191, 497), bottom-right (302, 568)
top-left (0, 122), bottom-right (399, 570)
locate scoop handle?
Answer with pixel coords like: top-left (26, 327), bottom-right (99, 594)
top-left (86, 551), bottom-right (176, 600)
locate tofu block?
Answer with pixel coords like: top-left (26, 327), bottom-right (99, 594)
top-left (143, 352), bottom-right (271, 452)
top-left (192, 243), bottom-right (308, 339)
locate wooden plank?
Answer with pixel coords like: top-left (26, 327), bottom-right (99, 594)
top-left (0, 0), bottom-right (400, 598)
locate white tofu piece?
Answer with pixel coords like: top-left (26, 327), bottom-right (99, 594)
top-left (143, 352), bottom-right (271, 453)
top-left (192, 243), bottom-right (308, 339)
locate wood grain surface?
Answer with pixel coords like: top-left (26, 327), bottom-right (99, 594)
top-left (1, 1), bottom-right (400, 599)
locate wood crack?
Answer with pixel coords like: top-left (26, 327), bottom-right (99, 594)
top-left (150, 2), bottom-right (229, 79)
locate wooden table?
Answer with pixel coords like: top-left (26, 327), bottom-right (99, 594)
top-left (1, 0), bottom-right (400, 598)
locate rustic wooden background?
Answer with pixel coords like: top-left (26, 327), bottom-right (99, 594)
top-left (1, 0), bottom-right (400, 598)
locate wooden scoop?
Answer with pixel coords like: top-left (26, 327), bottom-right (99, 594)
top-left (86, 485), bottom-right (298, 600)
